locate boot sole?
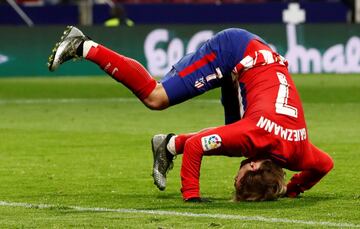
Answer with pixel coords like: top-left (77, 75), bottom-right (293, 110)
top-left (47, 25), bottom-right (73, 72)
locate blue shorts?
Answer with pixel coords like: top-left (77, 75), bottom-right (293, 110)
top-left (160, 28), bottom-right (258, 106)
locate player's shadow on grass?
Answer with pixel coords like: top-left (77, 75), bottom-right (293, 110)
top-left (150, 193), bottom-right (338, 210)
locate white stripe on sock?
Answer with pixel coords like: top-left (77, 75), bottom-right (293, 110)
top-left (167, 135), bottom-right (177, 156)
top-left (83, 40), bottom-right (99, 58)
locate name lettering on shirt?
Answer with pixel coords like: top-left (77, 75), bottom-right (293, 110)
top-left (256, 116), bottom-right (307, 141)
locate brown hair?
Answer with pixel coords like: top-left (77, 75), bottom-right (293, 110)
top-left (234, 159), bottom-right (286, 201)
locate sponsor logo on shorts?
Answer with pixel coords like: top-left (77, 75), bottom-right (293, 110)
top-left (205, 74), bottom-right (217, 82)
top-left (205, 67), bottom-right (223, 82)
top-left (194, 78), bottom-right (205, 89)
top-left (201, 134), bottom-right (222, 151)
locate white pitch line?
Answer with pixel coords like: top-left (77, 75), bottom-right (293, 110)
top-left (0, 201), bottom-right (359, 228)
top-left (0, 98), bottom-right (220, 105)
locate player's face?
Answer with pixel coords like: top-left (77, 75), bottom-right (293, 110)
top-left (234, 160), bottom-right (265, 189)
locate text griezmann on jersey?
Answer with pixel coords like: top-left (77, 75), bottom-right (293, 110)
top-left (256, 116), bottom-right (307, 142)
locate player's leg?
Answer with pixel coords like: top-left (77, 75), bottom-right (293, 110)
top-left (82, 41), bottom-right (170, 109)
top-left (220, 73), bottom-right (242, 124)
top-left (48, 26), bottom-right (169, 110)
top-left (160, 58), bottom-right (223, 106)
top-left (158, 29), bottom-right (236, 106)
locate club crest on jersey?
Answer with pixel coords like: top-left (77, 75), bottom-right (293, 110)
top-left (201, 134), bottom-right (222, 151)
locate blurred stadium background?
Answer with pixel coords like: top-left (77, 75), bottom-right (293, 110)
top-left (0, 0), bottom-right (359, 77)
top-left (1, 0), bottom-right (360, 228)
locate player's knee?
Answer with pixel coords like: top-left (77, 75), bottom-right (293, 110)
top-left (143, 84), bottom-right (170, 110)
top-left (143, 98), bottom-right (167, 110)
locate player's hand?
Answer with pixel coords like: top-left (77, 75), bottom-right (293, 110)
top-left (184, 197), bottom-right (212, 203)
top-left (278, 185), bottom-right (287, 198)
top-left (286, 191), bottom-right (299, 198)
top-left (286, 182), bottom-right (303, 198)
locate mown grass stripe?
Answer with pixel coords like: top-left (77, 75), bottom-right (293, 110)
top-left (0, 98), bottom-right (221, 105)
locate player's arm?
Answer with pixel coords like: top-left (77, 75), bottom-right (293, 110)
top-left (286, 144), bottom-right (334, 197)
top-left (180, 127), bottom-right (229, 201)
top-left (180, 137), bottom-right (204, 201)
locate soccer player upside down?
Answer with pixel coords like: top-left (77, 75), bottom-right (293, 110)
top-left (48, 26), bottom-right (334, 202)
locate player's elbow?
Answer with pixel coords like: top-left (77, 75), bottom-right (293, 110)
top-left (312, 145), bottom-right (334, 175)
top-left (320, 154), bottom-right (334, 175)
top-left (326, 156), bottom-right (334, 173)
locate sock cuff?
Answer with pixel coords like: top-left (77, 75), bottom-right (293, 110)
top-left (135, 79), bottom-right (157, 101)
top-left (83, 40), bottom-right (99, 58)
top-left (167, 135), bottom-right (177, 156)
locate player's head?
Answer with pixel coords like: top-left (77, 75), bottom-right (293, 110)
top-left (233, 158), bottom-right (286, 201)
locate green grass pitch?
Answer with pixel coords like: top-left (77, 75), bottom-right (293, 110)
top-left (0, 74), bottom-right (359, 228)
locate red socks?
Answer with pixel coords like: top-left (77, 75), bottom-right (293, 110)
top-left (85, 44), bottom-right (157, 100)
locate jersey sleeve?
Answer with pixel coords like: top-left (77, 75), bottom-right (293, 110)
top-left (180, 138), bottom-right (204, 200)
top-left (286, 143), bottom-right (334, 197)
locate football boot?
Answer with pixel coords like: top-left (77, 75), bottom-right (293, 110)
top-left (48, 26), bottom-right (88, 71)
top-left (151, 134), bottom-right (175, 191)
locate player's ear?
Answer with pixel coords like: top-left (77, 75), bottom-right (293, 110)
top-left (279, 184), bottom-right (287, 197)
top-left (250, 161), bottom-right (255, 170)
top-left (240, 158), bottom-right (251, 168)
